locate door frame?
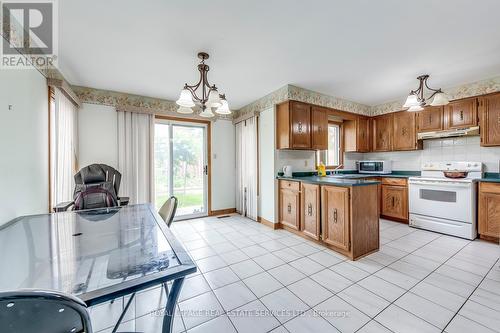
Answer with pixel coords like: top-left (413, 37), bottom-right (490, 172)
top-left (155, 115), bottom-right (212, 218)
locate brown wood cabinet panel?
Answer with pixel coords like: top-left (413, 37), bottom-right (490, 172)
top-left (358, 117), bottom-right (371, 152)
top-left (301, 183), bottom-right (320, 240)
top-left (381, 177), bottom-right (407, 186)
top-left (417, 106), bottom-right (443, 132)
top-left (280, 188), bottom-right (300, 230)
top-left (479, 93), bottom-right (500, 146)
top-left (445, 98), bottom-right (478, 129)
top-left (393, 111), bottom-right (420, 151)
top-left (276, 102), bottom-right (291, 149)
top-left (321, 186), bottom-right (350, 251)
top-left (381, 185), bottom-right (408, 221)
top-left (372, 114), bottom-right (393, 152)
top-left (290, 101), bottom-right (311, 149)
top-left (311, 106), bottom-right (328, 150)
top-left (479, 182), bottom-right (500, 239)
top-left (279, 180), bottom-right (300, 192)
top-left (344, 117), bottom-right (370, 152)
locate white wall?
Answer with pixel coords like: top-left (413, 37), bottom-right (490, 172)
top-left (211, 119), bottom-right (236, 210)
top-left (78, 103), bottom-right (118, 168)
top-left (276, 150), bottom-right (315, 173)
top-left (0, 68), bottom-right (49, 225)
top-left (258, 107), bottom-right (276, 223)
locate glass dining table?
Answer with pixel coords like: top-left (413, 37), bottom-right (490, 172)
top-left (0, 203), bottom-right (197, 333)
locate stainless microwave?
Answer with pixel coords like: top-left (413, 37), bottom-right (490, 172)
top-left (357, 160), bottom-right (392, 174)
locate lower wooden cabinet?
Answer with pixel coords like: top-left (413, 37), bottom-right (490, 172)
top-left (479, 182), bottom-right (500, 240)
top-left (321, 186), bottom-right (350, 251)
top-left (279, 180), bottom-right (300, 230)
top-left (380, 178), bottom-right (408, 222)
top-left (301, 183), bottom-right (320, 240)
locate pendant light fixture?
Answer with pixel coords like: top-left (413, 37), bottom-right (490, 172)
top-left (176, 52), bottom-right (231, 117)
top-left (403, 75), bottom-right (449, 112)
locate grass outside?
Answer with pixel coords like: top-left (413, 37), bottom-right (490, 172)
top-left (155, 192), bottom-right (203, 210)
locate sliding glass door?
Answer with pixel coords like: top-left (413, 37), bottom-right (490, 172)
top-left (154, 119), bottom-right (208, 220)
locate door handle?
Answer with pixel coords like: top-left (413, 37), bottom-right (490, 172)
top-left (287, 203), bottom-right (291, 213)
top-left (333, 208), bottom-right (338, 223)
top-left (308, 203), bottom-right (313, 216)
top-left (203, 165), bottom-right (208, 175)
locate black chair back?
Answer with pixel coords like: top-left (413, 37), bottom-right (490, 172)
top-left (0, 290), bottom-right (92, 333)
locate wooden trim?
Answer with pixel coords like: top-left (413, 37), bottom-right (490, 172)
top-left (257, 216), bottom-right (281, 230)
top-left (47, 78), bottom-right (81, 107)
top-left (316, 120), bottom-right (344, 170)
top-left (209, 208), bottom-right (236, 216)
top-left (154, 115), bottom-right (212, 216)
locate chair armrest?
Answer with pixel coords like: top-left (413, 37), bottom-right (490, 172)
top-left (118, 197), bottom-right (129, 206)
top-left (53, 201), bottom-right (74, 212)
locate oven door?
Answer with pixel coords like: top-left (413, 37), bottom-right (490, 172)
top-left (409, 180), bottom-right (474, 223)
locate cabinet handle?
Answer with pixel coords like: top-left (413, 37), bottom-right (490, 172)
top-left (287, 203), bottom-right (292, 213)
top-left (392, 197), bottom-right (395, 207)
top-left (333, 208), bottom-right (338, 223)
top-left (402, 127), bottom-right (407, 136)
top-left (460, 111), bottom-right (464, 121)
top-left (308, 203), bottom-right (313, 216)
top-left (298, 122), bottom-right (303, 133)
top-left (318, 126), bottom-right (322, 133)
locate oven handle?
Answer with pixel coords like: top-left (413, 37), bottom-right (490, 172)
top-left (408, 180), bottom-right (472, 189)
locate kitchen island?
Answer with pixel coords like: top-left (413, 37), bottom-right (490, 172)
top-left (277, 175), bottom-right (380, 260)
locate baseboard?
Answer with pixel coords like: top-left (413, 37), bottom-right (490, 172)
top-left (257, 216), bottom-right (281, 230)
top-left (479, 234), bottom-right (500, 244)
top-left (209, 208), bottom-right (236, 216)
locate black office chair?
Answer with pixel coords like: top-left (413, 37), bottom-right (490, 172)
top-left (54, 164), bottom-right (129, 212)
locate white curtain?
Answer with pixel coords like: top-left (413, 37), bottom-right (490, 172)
top-left (117, 111), bottom-right (154, 204)
top-left (51, 88), bottom-right (78, 208)
top-left (235, 116), bottom-right (258, 220)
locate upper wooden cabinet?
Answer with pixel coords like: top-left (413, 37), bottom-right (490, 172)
top-left (311, 106), bottom-right (329, 150)
top-left (479, 93), bottom-right (500, 146)
top-left (276, 101), bottom-right (327, 150)
top-left (344, 116), bottom-right (371, 153)
top-left (393, 111), bottom-right (421, 151)
top-left (372, 114), bottom-right (393, 152)
top-left (417, 106), bottom-right (444, 132)
top-left (444, 97), bottom-right (478, 129)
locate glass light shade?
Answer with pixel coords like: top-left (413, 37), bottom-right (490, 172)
top-left (177, 106), bottom-right (194, 114)
top-left (215, 99), bottom-right (231, 115)
top-left (430, 92), bottom-right (450, 106)
top-left (207, 89), bottom-right (221, 108)
top-left (199, 106), bottom-right (215, 118)
top-left (408, 104), bottom-right (424, 112)
top-left (176, 88), bottom-right (195, 108)
top-left (403, 94), bottom-right (419, 108)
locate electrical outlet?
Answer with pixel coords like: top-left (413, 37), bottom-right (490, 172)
top-left (8, 104), bottom-right (13, 111)
top-left (304, 160), bottom-right (308, 167)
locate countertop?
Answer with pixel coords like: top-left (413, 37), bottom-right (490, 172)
top-left (277, 171), bottom-right (419, 187)
top-left (480, 173), bottom-right (500, 183)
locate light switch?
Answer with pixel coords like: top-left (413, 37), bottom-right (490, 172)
top-left (8, 104), bottom-right (13, 111)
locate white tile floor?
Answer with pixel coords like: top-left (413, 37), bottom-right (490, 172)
top-left (92, 215), bottom-right (500, 333)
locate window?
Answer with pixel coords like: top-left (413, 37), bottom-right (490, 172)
top-left (316, 122), bottom-right (343, 168)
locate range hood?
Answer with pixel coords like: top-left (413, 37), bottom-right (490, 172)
top-left (417, 126), bottom-right (479, 140)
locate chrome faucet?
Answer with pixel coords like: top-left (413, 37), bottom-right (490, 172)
top-left (332, 164), bottom-right (343, 175)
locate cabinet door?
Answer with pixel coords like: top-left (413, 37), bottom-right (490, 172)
top-left (280, 189), bottom-right (300, 230)
top-left (381, 185), bottom-right (408, 221)
top-left (301, 183), bottom-right (320, 240)
top-left (418, 106), bottom-right (443, 132)
top-left (321, 186), bottom-right (350, 251)
top-left (290, 101), bottom-right (311, 149)
top-left (478, 184), bottom-right (500, 238)
top-left (479, 93), bottom-right (500, 146)
top-left (357, 117), bottom-right (371, 152)
top-left (372, 114), bottom-right (393, 152)
top-left (445, 98), bottom-right (478, 129)
top-left (311, 106), bottom-right (328, 150)
top-left (393, 111), bottom-right (418, 151)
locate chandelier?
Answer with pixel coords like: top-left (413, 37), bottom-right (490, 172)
top-left (403, 75), bottom-right (449, 112)
top-left (176, 52), bottom-right (231, 117)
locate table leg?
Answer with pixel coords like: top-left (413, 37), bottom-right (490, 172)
top-left (162, 277), bottom-right (184, 333)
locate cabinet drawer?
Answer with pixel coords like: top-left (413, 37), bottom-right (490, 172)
top-left (480, 182), bottom-right (500, 194)
top-left (381, 178), bottom-right (407, 186)
top-left (279, 180), bottom-right (300, 191)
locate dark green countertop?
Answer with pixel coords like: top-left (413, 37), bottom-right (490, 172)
top-left (276, 171), bottom-right (419, 186)
top-left (480, 172), bottom-right (500, 183)
top-left (277, 175), bottom-right (380, 187)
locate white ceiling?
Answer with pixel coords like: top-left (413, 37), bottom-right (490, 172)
top-left (59, 0), bottom-right (500, 109)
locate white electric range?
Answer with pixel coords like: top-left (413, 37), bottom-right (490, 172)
top-left (408, 161), bottom-right (483, 240)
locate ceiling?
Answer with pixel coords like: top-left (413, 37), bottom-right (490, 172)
top-left (59, 0), bottom-right (500, 109)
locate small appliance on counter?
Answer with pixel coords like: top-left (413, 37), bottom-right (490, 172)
top-left (357, 160), bottom-right (392, 174)
top-left (408, 161), bottom-right (483, 240)
top-left (283, 165), bottom-right (293, 177)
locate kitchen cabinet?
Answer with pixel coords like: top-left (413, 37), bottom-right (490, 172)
top-left (478, 182), bottom-right (500, 241)
top-left (344, 116), bottom-right (371, 152)
top-left (321, 186), bottom-right (350, 251)
top-left (279, 180), bottom-right (300, 230)
top-left (479, 93), bottom-right (500, 146)
top-left (311, 106), bottom-right (329, 150)
top-left (381, 178), bottom-right (408, 222)
top-left (417, 106), bottom-right (443, 132)
top-left (393, 111), bottom-right (421, 151)
top-left (372, 114), bottom-right (393, 152)
top-left (301, 183), bottom-right (320, 240)
top-left (445, 97), bottom-right (478, 129)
